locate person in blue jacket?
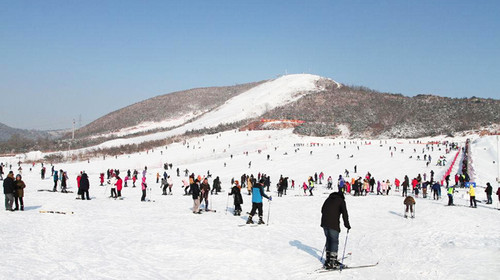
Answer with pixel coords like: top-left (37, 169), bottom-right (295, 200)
top-left (53, 170), bottom-right (58, 192)
top-left (246, 179), bottom-right (272, 224)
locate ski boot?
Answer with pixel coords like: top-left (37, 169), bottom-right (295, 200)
top-left (246, 216), bottom-right (254, 224)
top-left (324, 251), bottom-right (333, 270)
top-left (258, 217), bottom-right (265, 225)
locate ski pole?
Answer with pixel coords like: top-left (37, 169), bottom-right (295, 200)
top-left (320, 244), bottom-right (326, 263)
top-left (266, 199), bottom-right (271, 226)
top-left (340, 230), bottom-right (349, 272)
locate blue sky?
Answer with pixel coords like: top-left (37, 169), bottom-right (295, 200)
top-left (1, 0), bottom-right (499, 130)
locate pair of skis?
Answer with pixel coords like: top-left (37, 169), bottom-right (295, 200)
top-left (312, 261), bottom-right (379, 274)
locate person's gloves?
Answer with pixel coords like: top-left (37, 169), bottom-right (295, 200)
top-left (269, 196), bottom-right (272, 201)
top-left (346, 225), bottom-right (351, 230)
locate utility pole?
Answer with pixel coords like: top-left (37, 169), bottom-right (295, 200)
top-left (72, 119), bottom-right (75, 140)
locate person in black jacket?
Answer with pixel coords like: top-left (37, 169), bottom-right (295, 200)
top-left (3, 171), bottom-right (15, 211)
top-left (79, 173), bottom-right (90, 200)
top-left (321, 191), bottom-right (351, 270)
top-left (485, 182), bottom-right (493, 204)
top-left (228, 181), bottom-right (243, 216)
top-left (191, 179), bottom-right (201, 214)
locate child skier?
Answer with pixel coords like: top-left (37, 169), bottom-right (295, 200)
top-left (228, 180), bottom-right (243, 216)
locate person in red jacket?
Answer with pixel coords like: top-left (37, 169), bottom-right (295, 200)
top-left (395, 178), bottom-right (400, 192)
top-left (116, 175), bottom-right (123, 198)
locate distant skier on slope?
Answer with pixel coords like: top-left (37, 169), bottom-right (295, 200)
top-left (321, 191), bottom-right (351, 270)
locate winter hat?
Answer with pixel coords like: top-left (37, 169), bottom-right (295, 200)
top-left (16, 174), bottom-right (22, 179)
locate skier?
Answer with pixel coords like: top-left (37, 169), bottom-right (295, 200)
top-left (394, 178), bottom-right (400, 192)
top-left (468, 184), bottom-right (477, 208)
top-left (141, 177), bottom-right (147, 201)
top-left (110, 175), bottom-right (118, 198)
top-left (79, 172), bottom-right (90, 200)
top-left (327, 176), bottom-right (333, 190)
top-left (246, 179), bottom-right (271, 224)
top-left (402, 176), bottom-right (409, 197)
top-left (3, 172), bottom-right (15, 211)
top-left (485, 182), bottom-right (492, 204)
top-left (200, 178), bottom-right (211, 211)
top-left (116, 175), bottom-right (123, 197)
top-left (100, 173), bottom-right (105, 186)
top-left (320, 191), bottom-right (351, 270)
top-left (308, 177), bottom-right (315, 196)
top-left (403, 196), bottom-right (416, 218)
top-left (447, 184), bottom-right (454, 206)
top-left (211, 176), bottom-right (221, 195)
top-left (161, 177), bottom-right (168, 195)
top-left (228, 180), bottom-right (243, 216)
top-left (497, 186), bottom-right (500, 204)
top-left (61, 172), bottom-right (68, 193)
top-left (191, 178), bottom-right (201, 214)
top-left (53, 170), bottom-right (59, 192)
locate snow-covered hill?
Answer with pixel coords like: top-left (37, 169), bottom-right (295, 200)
top-left (88, 74), bottom-right (333, 150)
top-left (0, 130), bottom-right (498, 279)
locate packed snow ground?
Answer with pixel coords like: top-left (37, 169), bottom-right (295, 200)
top-left (1, 130), bottom-right (499, 280)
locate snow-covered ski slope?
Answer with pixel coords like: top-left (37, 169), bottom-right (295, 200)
top-left (1, 130), bottom-right (498, 280)
top-left (88, 74), bottom-right (332, 149)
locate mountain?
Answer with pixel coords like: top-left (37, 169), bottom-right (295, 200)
top-left (0, 122), bottom-right (54, 142)
top-left (263, 80), bottom-right (500, 138)
top-left (74, 74), bottom-right (499, 148)
top-left (75, 80), bottom-right (266, 138)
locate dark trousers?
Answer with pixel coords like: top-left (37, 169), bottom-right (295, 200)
top-left (402, 188), bottom-right (407, 197)
top-left (309, 187), bottom-right (314, 196)
top-left (162, 185), bottom-right (168, 195)
top-left (234, 203), bottom-right (242, 212)
top-left (249, 202), bottom-right (263, 217)
top-left (81, 190), bottom-right (90, 200)
top-left (323, 227), bottom-right (340, 253)
top-left (405, 204), bottom-right (414, 213)
top-left (141, 189), bottom-right (146, 201)
top-left (53, 180), bottom-right (58, 191)
top-left (448, 194), bottom-right (453, 205)
top-left (117, 190), bottom-right (121, 197)
top-left (14, 196), bottom-right (24, 210)
top-left (111, 188), bottom-right (117, 198)
top-left (433, 191), bottom-right (438, 200)
top-left (470, 196), bottom-right (476, 207)
top-left (486, 195), bottom-right (492, 204)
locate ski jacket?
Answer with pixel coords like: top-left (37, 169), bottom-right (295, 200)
top-left (3, 176), bottom-right (15, 194)
top-left (395, 178), bottom-right (400, 187)
top-left (468, 186), bottom-right (475, 196)
top-left (116, 178), bottom-right (123, 191)
top-left (191, 183), bottom-right (200, 199)
top-left (485, 184), bottom-right (492, 195)
top-left (80, 174), bottom-right (90, 191)
top-left (321, 192), bottom-right (350, 232)
top-left (141, 177), bottom-right (147, 191)
top-left (229, 185), bottom-right (243, 205)
top-left (15, 179), bottom-right (26, 197)
top-left (447, 186), bottom-right (454, 195)
top-left (251, 183), bottom-right (269, 203)
top-left (200, 183), bottom-right (210, 198)
top-left (404, 196), bottom-right (416, 205)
